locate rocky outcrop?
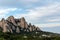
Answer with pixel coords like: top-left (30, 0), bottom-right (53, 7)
top-left (0, 16), bottom-right (41, 33)
top-left (7, 16), bottom-right (16, 25)
top-left (0, 18), bottom-right (9, 32)
top-left (20, 17), bottom-right (28, 28)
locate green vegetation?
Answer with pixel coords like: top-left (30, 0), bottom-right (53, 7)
top-left (0, 31), bottom-right (60, 40)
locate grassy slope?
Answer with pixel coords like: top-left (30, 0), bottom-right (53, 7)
top-left (0, 31), bottom-right (60, 40)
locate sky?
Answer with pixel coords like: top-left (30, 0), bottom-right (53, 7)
top-left (0, 0), bottom-right (60, 33)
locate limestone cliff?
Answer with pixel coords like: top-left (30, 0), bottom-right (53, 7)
top-left (0, 16), bottom-right (41, 33)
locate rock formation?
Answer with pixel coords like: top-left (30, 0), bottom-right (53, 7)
top-left (0, 16), bottom-right (41, 33)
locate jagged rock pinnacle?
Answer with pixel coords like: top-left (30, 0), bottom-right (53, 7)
top-left (0, 16), bottom-right (41, 33)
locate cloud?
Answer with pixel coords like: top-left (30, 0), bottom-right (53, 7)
top-left (14, 2), bottom-right (60, 28)
top-left (0, 0), bottom-right (60, 28)
top-left (0, 8), bottom-right (17, 19)
top-left (41, 26), bottom-right (60, 33)
top-left (0, 0), bottom-right (60, 33)
top-left (46, 19), bottom-right (60, 22)
top-left (0, 8), bottom-right (17, 14)
top-left (0, 0), bottom-right (59, 9)
top-left (14, 2), bottom-right (60, 19)
top-left (1, 0), bottom-right (58, 8)
top-left (0, 0), bottom-right (40, 8)
top-left (35, 23), bottom-right (60, 28)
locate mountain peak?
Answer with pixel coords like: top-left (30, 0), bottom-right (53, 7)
top-left (0, 16), bottom-right (41, 33)
top-left (1, 18), bottom-right (5, 21)
top-left (20, 17), bottom-right (25, 21)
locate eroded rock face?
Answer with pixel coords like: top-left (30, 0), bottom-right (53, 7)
top-left (36, 27), bottom-right (40, 31)
top-left (16, 27), bottom-right (20, 33)
top-left (0, 16), bottom-right (41, 33)
top-left (7, 16), bottom-right (16, 25)
top-left (20, 17), bottom-right (28, 28)
top-left (0, 18), bottom-right (8, 32)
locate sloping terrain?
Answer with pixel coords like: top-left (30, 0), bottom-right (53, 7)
top-left (0, 16), bottom-right (60, 40)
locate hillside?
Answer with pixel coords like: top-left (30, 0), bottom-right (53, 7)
top-left (0, 16), bottom-right (60, 40)
top-left (0, 16), bottom-right (40, 33)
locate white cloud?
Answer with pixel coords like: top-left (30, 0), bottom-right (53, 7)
top-left (0, 8), bottom-right (17, 14)
top-left (0, 0), bottom-right (40, 8)
top-left (14, 2), bottom-right (60, 27)
top-left (0, 8), bottom-right (17, 19)
top-left (27, 2), bottom-right (60, 17)
top-left (15, 2), bottom-right (60, 20)
top-left (0, 1), bottom-right (59, 28)
top-left (47, 19), bottom-right (60, 22)
top-left (35, 23), bottom-right (60, 28)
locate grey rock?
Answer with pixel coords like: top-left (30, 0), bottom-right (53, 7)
top-left (0, 16), bottom-right (41, 33)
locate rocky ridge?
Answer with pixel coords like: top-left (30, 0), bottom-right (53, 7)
top-left (0, 16), bottom-right (40, 33)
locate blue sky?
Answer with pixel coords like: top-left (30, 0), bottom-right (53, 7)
top-left (0, 0), bottom-right (60, 33)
